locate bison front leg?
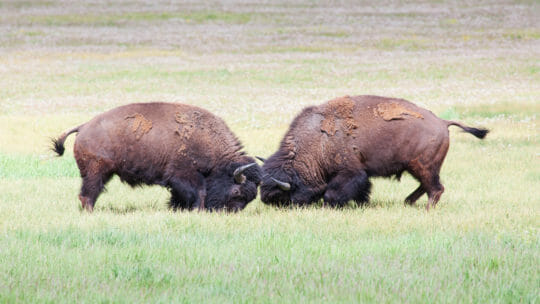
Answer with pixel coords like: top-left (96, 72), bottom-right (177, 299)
top-left (323, 171), bottom-right (370, 207)
top-left (168, 174), bottom-right (206, 211)
top-left (195, 184), bottom-right (206, 211)
top-left (169, 188), bottom-right (192, 211)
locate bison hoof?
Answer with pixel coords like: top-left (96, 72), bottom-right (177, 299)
top-left (404, 200), bottom-right (415, 206)
top-left (79, 195), bottom-right (94, 212)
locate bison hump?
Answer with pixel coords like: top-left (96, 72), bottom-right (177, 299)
top-left (320, 96), bottom-right (359, 136)
top-left (373, 102), bottom-right (424, 121)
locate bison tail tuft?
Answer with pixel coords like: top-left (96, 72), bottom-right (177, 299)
top-left (51, 137), bottom-right (65, 156)
top-left (445, 120), bottom-right (489, 139)
top-left (467, 127), bottom-right (489, 139)
top-left (50, 125), bottom-right (81, 157)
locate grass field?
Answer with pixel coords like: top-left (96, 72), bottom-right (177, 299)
top-left (0, 0), bottom-right (539, 302)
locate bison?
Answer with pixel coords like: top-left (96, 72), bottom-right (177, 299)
top-left (260, 95), bottom-right (488, 210)
top-left (52, 102), bottom-right (261, 212)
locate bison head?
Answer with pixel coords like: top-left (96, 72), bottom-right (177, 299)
top-left (205, 161), bottom-right (262, 212)
top-left (259, 156), bottom-right (319, 207)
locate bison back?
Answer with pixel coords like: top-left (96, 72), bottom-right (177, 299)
top-left (291, 96), bottom-right (450, 178)
top-left (73, 102), bottom-right (240, 186)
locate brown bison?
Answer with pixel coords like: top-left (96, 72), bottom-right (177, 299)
top-left (260, 95), bottom-right (488, 210)
top-left (52, 102), bottom-right (261, 212)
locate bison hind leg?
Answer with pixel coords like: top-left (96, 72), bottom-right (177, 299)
top-left (77, 158), bottom-right (114, 212)
top-left (404, 185), bottom-right (425, 205)
top-left (425, 176), bottom-right (444, 210)
top-left (79, 171), bottom-right (113, 212)
top-left (407, 158), bottom-right (445, 210)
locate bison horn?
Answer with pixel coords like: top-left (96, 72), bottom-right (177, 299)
top-left (255, 156), bottom-right (266, 163)
top-left (233, 163), bottom-right (256, 184)
top-left (271, 177), bottom-right (291, 191)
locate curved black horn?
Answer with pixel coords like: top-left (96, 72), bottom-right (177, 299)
top-left (271, 177), bottom-right (291, 191)
top-left (255, 156), bottom-right (266, 163)
top-left (233, 163), bottom-right (256, 184)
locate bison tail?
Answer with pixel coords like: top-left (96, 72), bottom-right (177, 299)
top-left (51, 125), bottom-right (81, 156)
top-left (445, 120), bottom-right (489, 139)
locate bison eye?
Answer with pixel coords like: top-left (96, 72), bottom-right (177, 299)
top-left (231, 187), bottom-right (241, 197)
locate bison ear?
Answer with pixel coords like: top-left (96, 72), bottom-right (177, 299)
top-left (233, 163), bottom-right (256, 184)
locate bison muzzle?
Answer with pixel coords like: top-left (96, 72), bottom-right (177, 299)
top-left (52, 102), bottom-right (261, 212)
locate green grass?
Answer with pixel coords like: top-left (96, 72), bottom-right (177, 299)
top-left (0, 0), bottom-right (539, 302)
top-left (0, 153), bottom-right (79, 179)
top-left (452, 102), bottom-right (540, 120)
top-left (0, 214), bottom-right (536, 302)
top-left (0, 120), bottom-right (538, 302)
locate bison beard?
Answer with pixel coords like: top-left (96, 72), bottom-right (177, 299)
top-left (51, 102), bottom-right (261, 212)
top-left (260, 95), bottom-right (488, 210)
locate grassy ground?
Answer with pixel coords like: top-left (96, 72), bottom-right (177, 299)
top-left (0, 0), bottom-right (539, 302)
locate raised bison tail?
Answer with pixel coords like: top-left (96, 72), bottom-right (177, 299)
top-left (445, 120), bottom-right (489, 139)
top-left (51, 125), bottom-right (82, 156)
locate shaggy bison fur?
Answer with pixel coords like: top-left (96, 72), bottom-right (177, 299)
top-left (52, 102), bottom-right (261, 212)
top-left (260, 95), bottom-right (488, 210)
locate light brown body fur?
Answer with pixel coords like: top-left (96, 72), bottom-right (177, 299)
top-left (261, 95), bottom-right (488, 209)
top-left (53, 102), bottom-right (260, 212)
